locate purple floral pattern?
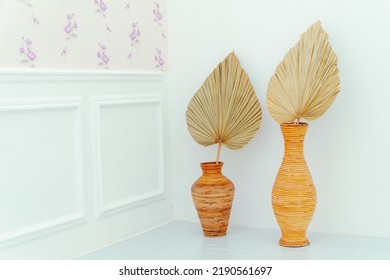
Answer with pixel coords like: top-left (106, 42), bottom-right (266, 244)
top-left (64, 13), bottom-right (78, 40)
top-left (61, 13), bottom-right (78, 61)
top-left (94, 0), bottom-right (107, 16)
top-left (129, 22), bottom-right (140, 45)
top-left (94, 0), bottom-right (111, 35)
top-left (12, 1), bottom-right (167, 70)
top-left (153, 1), bottom-right (166, 39)
top-left (19, 37), bottom-right (37, 67)
top-left (153, 2), bottom-right (163, 25)
top-left (154, 48), bottom-right (164, 70)
top-left (153, 1), bottom-right (167, 65)
top-left (97, 43), bottom-right (110, 68)
top-left (127, 22), bottom-right (141, 65)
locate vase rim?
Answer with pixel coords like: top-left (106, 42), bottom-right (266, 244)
top-left (200, 161), bottom-right (224, 166)
top-left (280, 122), bottom-right (308, 127)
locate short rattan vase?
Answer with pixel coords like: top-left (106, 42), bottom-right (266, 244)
top-left (191, 162), bottom-right (235, 237)
top-left (272, 122), bottom-right (317, 247)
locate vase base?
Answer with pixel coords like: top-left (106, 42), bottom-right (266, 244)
top-left (203, 232), bottom-right (226, 238)
top-left (279, 238), bottom-right (310, 247)
top-left (203, 230), bottom-right (227, 238)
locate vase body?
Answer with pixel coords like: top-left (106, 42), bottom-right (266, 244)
top-left (272, 122), bottom-right (316, 247)
top-left (191, 162), bottom-right (235, 237)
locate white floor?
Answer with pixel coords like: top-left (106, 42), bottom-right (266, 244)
top-left (78, 221), bottom-right (390, 260)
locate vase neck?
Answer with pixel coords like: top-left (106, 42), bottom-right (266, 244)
top-left (280, 123), bottom-right (308, 152)
top-left (200, 162), bottom-right (223, 176)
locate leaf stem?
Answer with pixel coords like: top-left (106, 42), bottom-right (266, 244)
top-left (216, 142), bottom-right (222, 164)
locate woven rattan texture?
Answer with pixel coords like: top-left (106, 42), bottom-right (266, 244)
top-left (192, 162), bottom-right (235, 237)
top-left (272, 123), bottom-right (317, 247)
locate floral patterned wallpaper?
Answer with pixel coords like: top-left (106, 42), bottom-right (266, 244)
top-left (0, 0), bottom-right (167, 70)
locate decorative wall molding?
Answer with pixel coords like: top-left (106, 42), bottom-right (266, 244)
top-left (0, 69), bottom-right (164, 83)
top-left (0, 97), bottom-right (85, 248)
top-left (0, 67), bottom-right (171, 258)
top-left (91, 95), bottom-right (165, 219)
top-left (0, 214), bottom-right (85, 249)
top-left (0, 97), bottom-right (82, 111)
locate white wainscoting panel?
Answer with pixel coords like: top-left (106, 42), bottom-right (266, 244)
top-left (0, 98), bottom-right (85, 248)
top-left (0, 70), bottom-right (172, 259)
top-left (91, 95), bottom-right (165, 219)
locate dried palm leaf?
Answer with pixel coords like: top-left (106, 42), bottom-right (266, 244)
top-left (186, 52), bottom-right (262, 162)
top-left (266, 21), bottom-right (340, 124)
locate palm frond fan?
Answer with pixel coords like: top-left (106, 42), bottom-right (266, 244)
top-left (266, 21), bottom-right (340, 124)
top-left (186, 52), bottom-right (262, 163)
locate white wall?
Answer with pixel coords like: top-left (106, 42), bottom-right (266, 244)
top-left (167, 0), bottom-right (390, 238)
top-left (0, 70), bottom-right (172, 259)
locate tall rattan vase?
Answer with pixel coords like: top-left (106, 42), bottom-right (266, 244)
top-left (191, 162), bottom-right (235, 237)
top-left (272, 122), bottom-right (317, 247)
